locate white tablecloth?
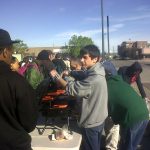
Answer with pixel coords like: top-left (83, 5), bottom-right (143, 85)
top-left (30, 126), bottom-right (82, 150)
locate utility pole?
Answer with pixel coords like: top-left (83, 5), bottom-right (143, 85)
top-left (107, 16), bottom-right (110, 55)
top-left (101, 0), bottom-right (105, 59)
top-left (113, 46), bottom-right (115, 55)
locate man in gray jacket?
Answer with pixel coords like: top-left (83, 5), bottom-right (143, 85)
top-left (50, 45), bottom-right (108, 150)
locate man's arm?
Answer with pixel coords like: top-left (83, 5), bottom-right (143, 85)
top-left (50, 69), bottom-right (91, 97)
top-left (136, 75), bottom-right (146, 98)
top-left (50, 69), bottom-right (67, 88)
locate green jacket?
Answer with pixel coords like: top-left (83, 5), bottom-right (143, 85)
top-left (107, 75), bottom-right (149, 127)
top-left (25, 62), bottom-right (44, 89)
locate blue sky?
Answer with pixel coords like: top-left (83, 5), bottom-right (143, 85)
top-left (0, 0), bottom-right (150, 52)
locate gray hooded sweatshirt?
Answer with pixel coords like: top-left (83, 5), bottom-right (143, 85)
top-left (66, 62), bottom-right (108, 128)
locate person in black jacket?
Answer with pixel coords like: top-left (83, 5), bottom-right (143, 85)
top-left (0, 29), bottom-right (38, 150)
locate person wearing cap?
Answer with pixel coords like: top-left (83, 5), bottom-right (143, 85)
top-left (0, 29), bottom-right (37, 150)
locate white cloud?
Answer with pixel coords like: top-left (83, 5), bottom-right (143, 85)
top-left (55, 30), bottom-right (100, 39)
top-left (116, 14), bottom-right (150, 22)
top-left (80, 29), bottom-right (100, 36)
top-left (27, 21), bottom-right (125, 47)
top-left (55, 23), bottom-right (124, 39)
top-left (53, 23), bottom-right (124, 49)
top-left (109, 24), bottom-right (124, 32)
top-left (135, 6), bottom-right (150, 12)
top-left (84, 17), bottom-right (100, 22)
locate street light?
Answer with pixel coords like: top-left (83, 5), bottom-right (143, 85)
top-left (101, 0), bottom-right (105, 59)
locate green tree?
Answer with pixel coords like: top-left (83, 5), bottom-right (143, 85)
top-left (68, 35), bottom-right (94, 57)
top-left (13, 39), bottom-right (28, 54)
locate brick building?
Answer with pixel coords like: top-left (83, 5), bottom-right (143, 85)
top-left (118, 41), bottom-right (150, 59)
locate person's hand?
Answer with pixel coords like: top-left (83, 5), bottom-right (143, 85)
top-left (50, 69), bottom-right (58, 78)
top-left (145, 97), bottom-right (150, 102)
top-left (61, 70), bottom-right (69, 78)
top-left (50, 69), bottom-right (62, 80)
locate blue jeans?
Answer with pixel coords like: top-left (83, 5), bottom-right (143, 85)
top-left (80, 123), bottom-right (104, 150)
top-left (119, 120), bottom-right (148, 150)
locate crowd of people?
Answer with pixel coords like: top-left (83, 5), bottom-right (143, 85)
top-left (0, 28), bottom-right (150, 150)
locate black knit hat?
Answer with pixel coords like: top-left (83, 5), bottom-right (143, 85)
top-left (0, 29), bottom-right (19, 47)
top-left (126, 61), bottom-right (142, 77)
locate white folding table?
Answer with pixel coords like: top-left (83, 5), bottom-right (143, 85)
top-left (30, 126), bottom-right (82, 150)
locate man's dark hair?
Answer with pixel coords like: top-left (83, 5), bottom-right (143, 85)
top-left (71, 56), bottom-right (82, 64)
top-left (55, 53), bottom-right (62, 59)
top-left (37, 50), bottom-right (49, 60)
top-left (80, 45), bottom-right (101, 59)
